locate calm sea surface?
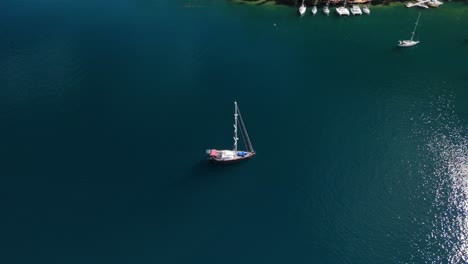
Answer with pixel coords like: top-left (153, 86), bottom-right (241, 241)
top-left (1, 0), bottom-right (468, 263)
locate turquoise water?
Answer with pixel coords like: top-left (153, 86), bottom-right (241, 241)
top-left (1, 0), bottom-right (468, 263)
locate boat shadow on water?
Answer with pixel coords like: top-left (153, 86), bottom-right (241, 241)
top-left (391, 44), bottom-right (419, 53)
top-left (191, 159), bottom-right (250, 178)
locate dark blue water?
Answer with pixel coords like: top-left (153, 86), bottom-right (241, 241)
top-left (1, 0), bottom-right (468, 263)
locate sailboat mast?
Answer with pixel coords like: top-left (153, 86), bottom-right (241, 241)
top-left (411, 12), bottom-right (421, 41)
top-left (233, 102), bottom-right (239, 151)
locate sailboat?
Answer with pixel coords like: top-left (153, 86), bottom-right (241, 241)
top-left (363, 0), bottom-right (371, 14)
top-left (398, 12), bottom-right (421, 48)
top-left (311, 0), bottom-right (318, 15)
top-left (324, 5), bottom-right (330, 15)
top-left (427, 0), bottom-right (443, 7)
top-left (362, 4), bottom-right (370, 15)
top-left (350, 5), bottom-right (362, 15)
top-left (336, 0), bottom-right (350, 16)
top-left (206, 102), bottom-right (255, 163)
top-left (299, 0), bottom-right (306, 16)
top-left (311, 5), bottom-right (318, 15)
top-left (324, 0), bottom-right (330, 15)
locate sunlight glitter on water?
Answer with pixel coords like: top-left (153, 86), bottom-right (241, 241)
top-left (412, 94), bottom-right (468, 263)
top-left (429, 131), bottom-right (468, 263)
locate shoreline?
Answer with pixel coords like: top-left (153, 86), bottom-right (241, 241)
top-left (232, 0), bottom-right (462, 6)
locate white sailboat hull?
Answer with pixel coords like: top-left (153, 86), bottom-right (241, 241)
top-left (398, 40), bottom-right (420, 47)
top-left (299, 5), bottom-right (306, 16)
top-left (350, 5), bottom-right (362, 15)
top-left (363, 6), bottom-right (370, 14)
top-left (206, 150), bottom-right (255, 163)
top-left (311, 6), bottom-right (317, 15)
top-left (428, 0), bottom-right (443, 7)
top-left (324, 6), bottom-right (330, 15)
top-left (406, 0), bottom-right (430, 8)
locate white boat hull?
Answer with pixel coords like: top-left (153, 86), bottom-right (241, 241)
top-left (311, 6), bottom-right (317, 15)
top-left (407, 2), bottom-right (429, 8)
top-left (336, 7), bottom-right (350, 16)
top-left (324, 6), bottom-right (330, 15)
top-left (363, 6), bottom-right (370, 14)
top-left (299, 5), bottom-right (306, 16)
top-left (350, 5), bottom-right (362, 15)
top-left (398, 40), bottom-right (420, 47)
top-left (428, 0), bottom-right (443, 7)
top-left (207, 149), bottom-right (255, 163)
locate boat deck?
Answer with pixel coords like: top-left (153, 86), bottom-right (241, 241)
top-left (207, 149), bottom-right (255, 163)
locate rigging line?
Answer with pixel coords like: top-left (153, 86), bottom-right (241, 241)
top-left (239, 122), bottom-right (248, 151)
top-left (237, 106), bottom-right (254, 152)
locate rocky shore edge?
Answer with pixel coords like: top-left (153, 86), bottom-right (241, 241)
top-left (234, 0), bottom-right (463, 6)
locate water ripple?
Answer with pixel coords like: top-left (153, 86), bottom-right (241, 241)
top-left (410, 93), bottom-right (468, 263)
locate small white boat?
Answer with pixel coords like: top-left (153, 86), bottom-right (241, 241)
top-left (407, 0), bottom-right (430, 8)
top-left (299, 0), bottom-right (306, 16)
top-left (336, 0), bottom-right (350, 16)
top-left (398, 40), bottom-right (420, 47)
top-left (398, 12), bottom-right (421, 48)
top-left (428, 0), bottom-right (443, 7)
top-left (206, 102), bottom-right (255, 163)
top-left (336, 6), bottom-right (350, 16)
top-left (324, 5), bottom-right (330, 15)
top-left (311, 6), bottom-right (318, 15)
top-left (350, 5), bottom-right (362, 15)
top-left (362, 5), bottom-right (370, 14)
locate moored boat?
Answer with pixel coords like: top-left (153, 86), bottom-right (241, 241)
top-left (428, 0), bottom-right (443, 7)
top-left (362, 5), bottom-right (370, 14)
top-left (324, 5), bottom-right (330, 15)
top-left (206, 102), bottom-right (255, 164)
top-left (336, 6), bottom-right (350, 16)
top-left (398, 12), bottom-right (421, 48)
top-left (299, 0), bottom-right (306, 16)
top-left (324, 0), bottom-right (331, 15)
top-left (336, 0), bottom-right (350, 16)
top-left (350, 5), bottom-right (362, 15)
top-left (406, 0), bottom-right (429, 8)
top-left (311, 5), bottom-right (318, 15)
